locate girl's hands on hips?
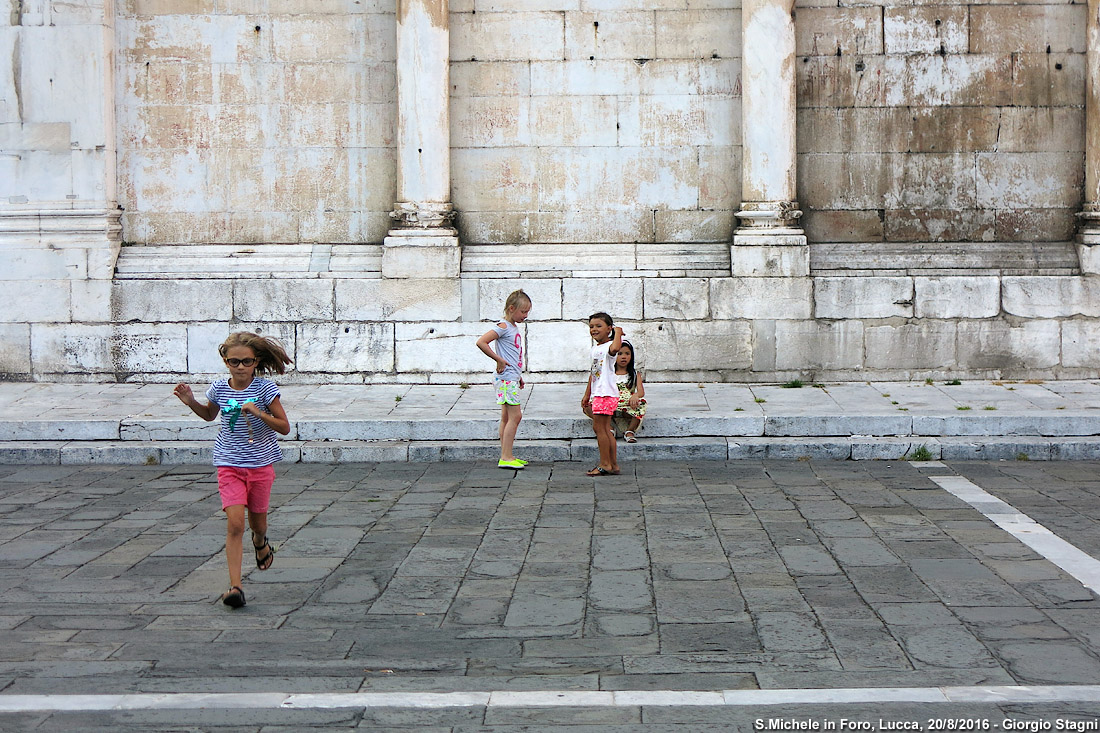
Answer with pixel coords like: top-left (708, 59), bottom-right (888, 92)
top-left (496, 360), bottom-right (506, 374)
top-left (172, 383), bottom-right (194, 404)
top-left (519, 378), bottom-right (525, 389)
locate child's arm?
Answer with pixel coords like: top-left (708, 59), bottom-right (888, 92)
top-left (475, 327), bottom-right (507, 374)
top-left (172, 384), bottom-right (219, 421)
top-left (242, 396), bottom-right (291, 436)
top-left (609, 326), bottom-right (623, 355)
top-left (629, 372), bottom-right (645, 408)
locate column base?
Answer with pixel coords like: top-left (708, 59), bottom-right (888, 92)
top-left (382, 228), bottom-right (461, 279)
top-left (1077, 204), bottom-right (1100, 275)
top-left (732, 232), bottom-right (808, 277)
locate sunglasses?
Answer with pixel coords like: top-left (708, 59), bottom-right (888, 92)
top-left (225, 357), bottom-right (258, 367)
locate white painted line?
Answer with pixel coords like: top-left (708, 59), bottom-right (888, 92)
top-left (4, 686), bottom-right (1100, 713)
top-left (930, 475), bottom-right (1100, 595)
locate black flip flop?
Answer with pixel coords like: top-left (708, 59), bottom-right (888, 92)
top-left (253, 535), bottom-right (275, 571)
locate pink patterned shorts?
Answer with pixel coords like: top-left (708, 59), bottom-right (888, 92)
top-left (590, 395), bottom-right (618, 416)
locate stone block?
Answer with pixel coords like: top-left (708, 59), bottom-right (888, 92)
top-left (451, 61), bottom-right (531, 97)
top-left (655, 9), bottom-right (739, 59)
top-left (1080, 244), bottom-right (1100, 276)
top-left (1063, 319), bottom-right (1100, 368)
top-left (914, 277), bottom-right (1000, 319)
top-left (654, 210), bottom-right (735, 244)
top-left (618, 96), bottom-right (738, 147)
top-left (884, 153), bottom-right (977, 210)
top-left (301, 441), bottom-right (410, 463)
top-left (797, 55), bottom-right (890, 109)
top-left (711, 278), bottom-right (812, 320)
top-left (802, 210), bottom-right (883, 244)
top-left (451, 96), bottom-right (529, 148)
top-left (884, 7), bottom-right (968, 55)
top-left (395, 322), bottom-right (490, 374)
top-left (0, 324), bottom-right (31, 375)
top-left (524, 321), bottom-right (594, 372)
top-left (728, 438), bottom-right (851, 460)
top-left (1012, 53), bottom-right (1083, 108)
top-left (112, 280), bottom-right (232, 322)
top-left (565, 11), bottom-right (656, 60)
top-left (955, 320), bottom-right (1060, 371)
top-left (562, 278), bottom-right (642, 321)
top-left (536, 147), bottom-right (698, 212)
top-left (1051, 440), bottom-right (1100, 460)
top-left (452, 12), bottom-right (565, 61)
top-left (775, 320), bottom-right (864, 371)
top-left (234, 279), bottom-right (335, 322)
top-left (887, 54), bottom-right (1013, 108)
top-left (938, 438), bottom-right (1051, 462)
top-left (159, 443), bottom-right (215, 464)
top-left (976, 153), bottom-right (1083, 210)
top-left (31, 323), bottom-right (186, 374)
top-left (641, 320), bottom-right (752, 371)
top-left (297, 322), bottom-right (394, 373)
top-left (884, 209), bottom-right (996, 243)
top-left (852, 439), bottom-right (937, 461)
top-left (815, 277), bottom-right (913, 319)
top-left (799, 153), bottom-right (888, 210)
top-left (186, 322), bottom-right (234, 374)
top-left (644, 279), bottom-right (710, 320)
top-left (452, 148), bottom-right (539, 212)
top-left (864, 322), bottom-right (957, 370)
top-left (0, 442), bottom-right (62, 465)
top-left (531, 210), bottom-right (655, 244)
top-left (336, 279), bottom-right (462, 321)
top-left (0, 280), bottom-right (71, 323)
top-left (698, 145), bottom-right (741, 210)
top-left (531, 59), bottom-right (712, 97)
top-left (4, 247), bottom-right (86, 280)
top-left (995, 209), bottom-right (1076, 243)
top-left (730, 241), bottom-right (810, 277)
top-left (61, 442), bottom-right (163, 465)
top-left (530, 95), bottom-right (618, 146)
top-left (70, 280), bottom-right (112, 322)
top-left (998, 108), bottom-right (1084, 154)
top-left (1002, 277), bottom-right (1100, 318)
top-left (970, 6), bottom-right (1085, 54)
top-left (796, 7), bottom-right (883, 56)
top-left (480, 279), bottom-right (563, 321)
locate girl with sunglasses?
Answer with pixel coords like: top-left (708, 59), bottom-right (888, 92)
top-left (173, 331), bottom-right (292, 609)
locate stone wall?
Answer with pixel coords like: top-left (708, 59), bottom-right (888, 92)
top-left (2, 0), bottom-right (1098, 384)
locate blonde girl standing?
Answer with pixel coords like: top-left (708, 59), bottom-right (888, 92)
top-left (475, 289), bottom-right (532, 469)
top-left (173, 332), bottom-right (292, 608)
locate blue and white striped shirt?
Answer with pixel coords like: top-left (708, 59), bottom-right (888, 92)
top-left (205, 378), bottom-right (283, 468)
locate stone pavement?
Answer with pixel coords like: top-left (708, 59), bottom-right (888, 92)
top-left (2, 379), bottom-right (1100, 465)
top-left (2, 460), bottom-right (1100, 730)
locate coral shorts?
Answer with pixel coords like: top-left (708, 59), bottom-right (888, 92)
top-left (590, 395), bottom-right (619, 416)
top-left (217, 465), bottom-right (275, 513)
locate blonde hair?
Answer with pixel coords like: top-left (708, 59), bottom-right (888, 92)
top-left (504, 289), bottom-right (531, 317)
top-left (218, 331), bottom-right (293, 376)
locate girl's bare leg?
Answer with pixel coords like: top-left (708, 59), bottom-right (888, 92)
top-left (593, 414), bottom-right (614, 471)
top-left (224, 505), bottom-right (246, 589)
top-left (500, 404), bottom-right (522, 461)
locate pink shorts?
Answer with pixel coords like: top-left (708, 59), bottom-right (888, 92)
top-left (590, 395), bottom-right (619, 416)
top-left (217, 465), bottom-right (275, 513)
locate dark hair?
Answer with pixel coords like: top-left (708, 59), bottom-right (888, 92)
top-left (617, 340), bottom-right (637, 390)
top-left (219, 331), bottom-right (293, 376)
top-left (588, 312), bottom-right (613, 326)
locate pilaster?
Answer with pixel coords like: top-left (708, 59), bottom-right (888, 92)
top-left (384, 0), bottom-right (460, 279)
top-left (734, 0), bottom-right (807, 277)
top-left (1079, 0), bottom-right (1100, 274)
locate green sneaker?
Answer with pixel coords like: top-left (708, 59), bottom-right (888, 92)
top-left (514, 458), bottom-right (529, 465)
top-left (498, 459), bottom-right (525, 469)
